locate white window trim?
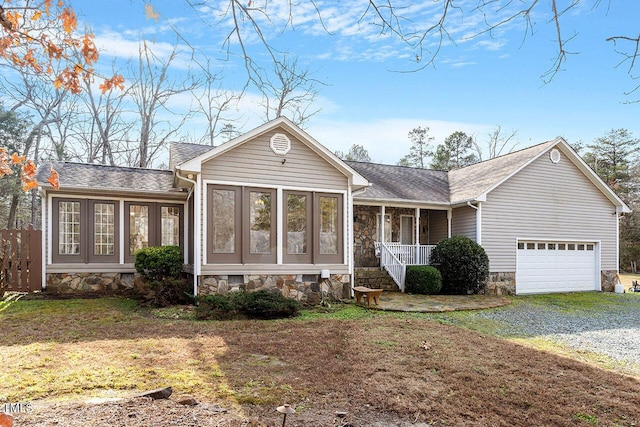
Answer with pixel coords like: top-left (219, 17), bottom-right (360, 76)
top-left (202, 178), bottom-right (348, 266)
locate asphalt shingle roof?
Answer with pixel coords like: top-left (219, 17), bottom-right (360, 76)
top-left (346, 161), bottom-right (450, 205)
top-left (448, 139), bottom-right (559, 204)
top-left (169, 142), bottom-right (213, 169)
top-left (37, 162), bottom-right (182, 194)
top-left (37, 139), bottom-right (562, 205)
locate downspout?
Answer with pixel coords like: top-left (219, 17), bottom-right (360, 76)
top-left (175, 169), bottom-right (199, 296)
top-left (39, 187), bottom-right (47, 291)
top-left (466, 201), bottom-right (482, 245)
top-left (350, 184), bottom-right (371, 297)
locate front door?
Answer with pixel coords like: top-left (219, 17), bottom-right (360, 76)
top-left (400, 215), bottom-right (414, 245)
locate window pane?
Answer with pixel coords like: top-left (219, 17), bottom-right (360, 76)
top-left (59, 201), bottom-right (81, 255)
top-left (161, 206), bottom-right (180, 246)
top-left (250, 191), bottom-right (271, 254)
top-left (212, 189), bottom-right (236, 253)
top-left (320, 196), bottom-right (338, 255)
top-left (94, 203), bottom-right (114, 255)
top-left (129, 205), bottom-right (149, 254)
top-left (287, 194), bottom-right (307, 254)
top-left (376, 214), bottom-right (391, 242)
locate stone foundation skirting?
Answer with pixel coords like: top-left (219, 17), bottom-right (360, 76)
top-left (484, 270), bottom-right (619, 295)
top-left (198, 273), bottom-right (351, 305)
top-left (484, 272), bottom-right (516, 296)
top-left (46, 272), bottom-right (137, 293)
top-left (601, 270), bottom-right (619, 292)
top-left (354, 267), bottom-right (399, 291)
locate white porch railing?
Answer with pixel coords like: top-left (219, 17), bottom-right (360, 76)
top-left (377, 243), bottom-right (437, 292)
top-left (379, 243), bottom-right (406, 292)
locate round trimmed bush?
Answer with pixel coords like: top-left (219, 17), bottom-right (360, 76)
top-left (430, 236), bottom-right (489, 295)
top-left (405, 265), bottom-right (442, 295)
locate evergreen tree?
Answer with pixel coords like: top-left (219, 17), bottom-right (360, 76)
top-left (398, 126), bottom-right (434, 168)
top-left (430, 131), bottom-right (479, 170)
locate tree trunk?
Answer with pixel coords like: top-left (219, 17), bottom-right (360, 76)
top-left (7, 194), bottom-right (19, 229)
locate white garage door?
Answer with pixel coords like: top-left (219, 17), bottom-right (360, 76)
top-left (516, 241), bottom-right (598, 294)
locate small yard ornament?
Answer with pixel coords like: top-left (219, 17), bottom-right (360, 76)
top-left (276, 404), bottom-right (295, 427)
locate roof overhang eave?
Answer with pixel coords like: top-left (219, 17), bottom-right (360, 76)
top-left (353, 197), bottom-right (452, 209)
top-left (40, 185), bottom-right (189, 199)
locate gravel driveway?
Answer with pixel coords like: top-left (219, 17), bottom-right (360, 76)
top-left (469, 293), bottom-right (640, 364)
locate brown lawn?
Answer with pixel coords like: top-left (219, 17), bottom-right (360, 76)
top-left (1, 297), bottom-right (640, 426)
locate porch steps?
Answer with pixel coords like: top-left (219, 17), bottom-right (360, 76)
top-left (354, 267), bottom-right (399, 291)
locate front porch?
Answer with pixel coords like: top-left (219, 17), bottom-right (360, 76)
top-left (353, 205), bottom-right (450, 291)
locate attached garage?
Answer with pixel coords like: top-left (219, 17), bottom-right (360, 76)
top-left (516, 240), bottom-right (599, 294)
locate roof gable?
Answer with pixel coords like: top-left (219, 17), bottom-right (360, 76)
top-left (449, 138), bottom-right (630, 212)
top-left (174, 117), bottom-right (369, 188)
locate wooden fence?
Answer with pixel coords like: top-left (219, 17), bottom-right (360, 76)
top-left (0, 226), bottom-right (42, 293)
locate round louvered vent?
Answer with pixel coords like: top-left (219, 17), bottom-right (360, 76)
top-left (270, 133), bottom-right (291, 155)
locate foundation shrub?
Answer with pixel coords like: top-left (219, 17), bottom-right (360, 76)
top-left (405, 265), bottom-right (442, 294)
top-left (135, 246), bottom-right (191, 306)
top-left (431, 236), bottom-right (489, 295)
top-left (196, 290), bottom-right (300, 320)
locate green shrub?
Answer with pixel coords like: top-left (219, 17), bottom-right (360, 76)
top-left (135, 246), bottom-right (184, 282)
top-left (195, 290), bottom-right (300, 320)
top-left (135, 246), bottom-right (189, 306)
top-left (405, 265), bottom-right (442, 295)
top-left (242, 290), bottom-right (300, 319)
top-left (430, 236), bottom-right (489, 295)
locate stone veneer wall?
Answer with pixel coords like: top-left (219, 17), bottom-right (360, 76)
top-left (46, 272), bottom-right (138, 293)
top-left (484, 270), bottom-right (619, 295)
top-left (601, 270), bottom-right (619, 292)
top-left (484, 272), bottom-right (516, 295)
top-left (353, 205), bottom-right (417, 267)
top-left (353, 205), bottom-right (379, 267)
top-left (199, 273), bottom-right (351, 305)
top-left (354, 267), bottom-right (399, 291)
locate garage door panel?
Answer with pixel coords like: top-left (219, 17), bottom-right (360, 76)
top-left (516, 240), bottom-right (597, 294)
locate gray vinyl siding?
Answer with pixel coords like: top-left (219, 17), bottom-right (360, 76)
top-left (201, 129), bottom-right (347, 190)
top-left (482, 151), bottom-right (618, 272)
top-left (451, 205), bottom-right (476, 241)
top-left (198, 128), bottom-right (351, 270)
top-left (429, 210), bottom-right (448, 244)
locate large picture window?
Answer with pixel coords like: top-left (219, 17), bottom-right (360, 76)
top-left (208, 185), bottom-right (343, 265)
top-left (125, 202), bottom-right (184, 262)
top-left (52, 198), bottom-right (119, 263)
top-left (284, 191), bottom-right (312, 263)
top-left (315, 193), bottom-right (343, 263)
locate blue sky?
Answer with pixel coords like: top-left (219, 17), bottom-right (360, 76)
top-left (72, 0), bottom-right (640, 165)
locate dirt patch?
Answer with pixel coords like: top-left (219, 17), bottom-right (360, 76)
top-left (3, 298), bottom-right (640, 426)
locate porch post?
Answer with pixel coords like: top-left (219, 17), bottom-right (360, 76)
top-left (447, 208), bottom-right (452, 238)
top-left (415, 207), bottom-right (420, 263)
top-left (380, 205), bottom-right (386, 242)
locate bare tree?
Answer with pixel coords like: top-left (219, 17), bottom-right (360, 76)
top-left (179, 1), bottom-right (639, 95)
top-left (259, 55), bottom-right (322, 126)
top-left (475, 126), bottom-right (519, 161)
top-left (129, 39), bottom-right (199, 168)
top-left (74, 67), bottom-right (135, 165)
top-left (191, 58), bottom-right (240, 146)
top-left (0, 69), bottom-right (72, 227)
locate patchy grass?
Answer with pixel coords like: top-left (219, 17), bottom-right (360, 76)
top-left (2, 296), bottom-right (640, 426)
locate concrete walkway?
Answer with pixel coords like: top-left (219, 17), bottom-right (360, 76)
top-left (359, 291), bottom-right (511, 313)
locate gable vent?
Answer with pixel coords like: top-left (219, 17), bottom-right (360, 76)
top-left (270, 133), bottom-right (291, 155)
